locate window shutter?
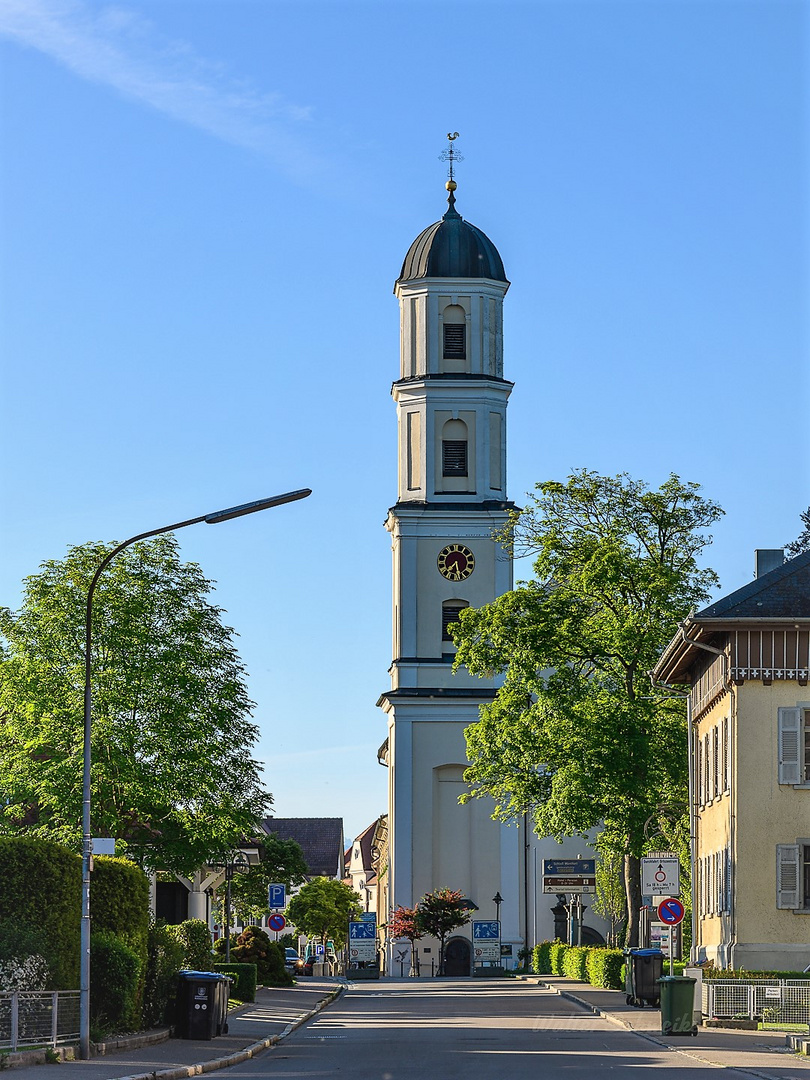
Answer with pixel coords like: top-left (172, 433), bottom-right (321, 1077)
top-left (723, 716), bottom-right (730, 792)
top-left (778, 707), bottom-right (802, 784)
top-left (777, 844), bottom-right (800, 909)
top-left (443, 324), bottom-right (466, 360)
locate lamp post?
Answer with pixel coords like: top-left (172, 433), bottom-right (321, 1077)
top-left (208, 850), bottom-right (253, 961)
top-left (79, 488), bottom-right (311, 1059)
top-left (492, 892), bottom-right (503, 922)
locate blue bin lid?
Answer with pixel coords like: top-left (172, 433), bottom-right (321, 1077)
top-left (177, 969), bottom-right (228, 981)
top-left (630, 949), bottom-right (663, 956)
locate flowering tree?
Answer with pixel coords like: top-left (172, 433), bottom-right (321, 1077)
top-left (416, 888), bottom-right (472, 976)
top-left (388, 905), bottom-right (423, 974)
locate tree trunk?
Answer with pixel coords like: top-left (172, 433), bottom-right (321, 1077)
top-left (624, 852), bottom-right (641, 947)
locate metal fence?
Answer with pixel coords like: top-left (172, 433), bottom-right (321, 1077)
top-left (703, 980), bottom-right (810, 1026)
top-left (0, 991), bottom-right (81, 1051)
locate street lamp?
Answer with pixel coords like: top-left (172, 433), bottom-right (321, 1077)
top-left (79, 488), bottom-right (311, 1059)
top-left (492, 892), bottom-right (504, 921)
top-left (208, 849), bottom-right (254, 961)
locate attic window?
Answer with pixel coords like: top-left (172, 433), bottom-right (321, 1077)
top-left (443, 324), bottom-right (466, 360)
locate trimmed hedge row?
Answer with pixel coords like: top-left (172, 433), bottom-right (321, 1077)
top-left (214, 963), bottom-right (258, 1003)
top-left (530, 940), bottom-right (625, 990)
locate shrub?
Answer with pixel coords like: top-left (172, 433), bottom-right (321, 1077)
top-left (586, 948), bottom-right (624, 990)
top-left (549, 941), bottom-right (569, 975)
top-left (90, 931), bottom-right (141, 1035)
top-left (562, 945), bottom-right (589, 981)
top-left (214, 963), bottom-right (257, 1002)
top-left (142, 923), bottom-right (185, 1029)
top-left (0, 838), bottom-right (80, 989)
top-left (92, 856), bottom-right (150, 1021)
top-left (167, 919), bottom-right (214, 971)
top-left (704, 965), bottom-right (810, 981)
top-left (531, 941), bottom-right (555, 974)
top-left (217, 927), bottom-right (292, 987)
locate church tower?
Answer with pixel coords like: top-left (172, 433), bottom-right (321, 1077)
top-left (378, 143), bottom-right (523, 973)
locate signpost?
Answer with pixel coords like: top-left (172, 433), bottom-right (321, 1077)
top-left (268, 912), bottom-right (286, 934)
top-left (472, 921), bottom-right (501, 965)
top-left (268, 883), bottom-right (286, 909)
top-left (656, 897), bottom-right (685, 976)
top-left (541, 858), bottom-right (596, 894)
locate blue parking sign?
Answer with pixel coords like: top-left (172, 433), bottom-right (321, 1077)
top-left (268, 883), bottom-right (286, 909)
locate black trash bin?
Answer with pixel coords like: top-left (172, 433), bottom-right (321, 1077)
top-left (176, 970), bottom-right (231, 1039)
top-left (624, 948), bottom-right (663, 1007)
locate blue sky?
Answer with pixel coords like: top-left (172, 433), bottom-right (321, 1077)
top-left (1, 0), bottom-right (807, 844)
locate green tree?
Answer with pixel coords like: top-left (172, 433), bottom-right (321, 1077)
top-left (415, 888), bottom-right (472, 975)
top-left (286, 877), bottom-right (361, 950)
top-left (452, 471), bottom-right (722, 946)
top-left (0, 536), bottom-right (270, 874)
top-left (228, 835), bottom-right (308, 923)
top-left (785, 505), bottom-right (810, 557)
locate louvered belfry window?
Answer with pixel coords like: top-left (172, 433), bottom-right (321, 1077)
top-left (442, 440), bottom-right (468, 476)
top-left (442, 601), bottom-right (468, 641)
top-left (443, 323), bottom-right (466, 360)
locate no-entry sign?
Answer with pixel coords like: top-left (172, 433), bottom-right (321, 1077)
top-left (656, 898), bottom-right (685, 926)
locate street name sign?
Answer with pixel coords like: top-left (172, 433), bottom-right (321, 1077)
top-left (542, 858), bottom-right (596, 894)
top-left (641, 857), bottom-right (680, 896)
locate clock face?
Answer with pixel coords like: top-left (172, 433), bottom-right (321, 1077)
top-left (437, 544), bottom-right (475, 581)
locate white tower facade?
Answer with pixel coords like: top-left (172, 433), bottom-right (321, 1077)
top-left (378, 183), bottom-right (524, 974)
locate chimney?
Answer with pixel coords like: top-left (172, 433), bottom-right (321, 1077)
top-left (754, 549), bottom-right (785, 578)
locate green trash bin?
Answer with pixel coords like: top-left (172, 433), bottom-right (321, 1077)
top-left (658, 975), bottom-right (697, 1037)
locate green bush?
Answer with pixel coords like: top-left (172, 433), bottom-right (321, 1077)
top-left (90, 931), bottom-right (141, 1035)
top-left (549, 941), bottom-right (569, 975)
top-left (142, 923), bottom-right (185, 1029)
top-left (586, 948), bottom-right (624, 989)
top-left (0, 838), bottom-right (80, 989)
top-left (167, 919), bottom-right (214, 971)
top-left (531, 941), bottom-right (555, 974)
top-left (562, 945), bottom-right (589, 981)
top-left (215, 927), bottom-right (292, 987)
top-left (704, 965), bottom-right (810, 980)
top-left (92, 856), bottom-right (150, 1020)
top-left (214, 963), bottom-right (257, 1002)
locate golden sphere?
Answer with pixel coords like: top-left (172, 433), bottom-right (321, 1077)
top-left (446, 180), bottom-right (457, 192)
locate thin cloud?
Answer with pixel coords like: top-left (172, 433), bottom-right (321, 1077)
top-left (0, 0), bottom-right (320, 179)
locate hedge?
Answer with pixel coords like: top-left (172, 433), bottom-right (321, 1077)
top-left (562, 945), bottom-right (589, 981)
top-left (549, 941), bottom-right (569, 975)
top-left (0, 837), bottom-right (81, 989)
top-left (142, 923), bottom-right (185, 1029)
top-left (531, 941), bottom-right (555, 975)
top-left (90, 930), bottom-right (142, 1035)
top-left (214, 963), bottom-right (257, 1002)
top-left (704, 966), bottom-right (810, 981)
top-left (167, 919), bottom-right (215, 971)
top-left (586, 948), bottom-right (624, 990)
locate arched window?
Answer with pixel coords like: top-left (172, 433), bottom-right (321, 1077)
top-left (442, 304), bottom-right (466, 361)
top-left (442, 418), bottom-right (468, 477)
top-left (442, 600), bottom-right (469, 642)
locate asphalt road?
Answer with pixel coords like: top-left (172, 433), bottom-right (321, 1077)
top-left (223, 979), bottom-right (747, 1079)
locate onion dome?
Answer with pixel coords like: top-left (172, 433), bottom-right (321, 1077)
top-left (398, 187), bottom-right (507, 283)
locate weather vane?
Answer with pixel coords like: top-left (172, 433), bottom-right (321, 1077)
top-left (439, 132), bottom-right (463, 189)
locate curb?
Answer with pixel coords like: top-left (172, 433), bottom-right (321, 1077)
top-left (537, 980), bottom-right (791, 1080)
top-left (114, 985), bottom-right (345, 1080)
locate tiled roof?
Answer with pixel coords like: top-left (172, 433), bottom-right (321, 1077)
top-left (261, 817), bottom-right (344, 878)
top-left (696, 550), bottom-right (810, 620)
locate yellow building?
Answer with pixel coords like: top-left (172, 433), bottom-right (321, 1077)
top-left (655, 549), bottom-right (810, 970)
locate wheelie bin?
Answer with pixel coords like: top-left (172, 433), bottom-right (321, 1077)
top-left (624, 948), bottom-right (663, 1007)
top-left (658, 975), bottom-right (698, 1036)
top-left (175, 970), bottom-right (231, 1039)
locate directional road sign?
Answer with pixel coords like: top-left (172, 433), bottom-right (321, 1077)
top-left (268, 883), bottom-right (286, 909)
top-left (656, 898), bottom-right (685, 926)
top-left (542, 858), bottom-right (596, 893)
top-left (267, 912), bottom-right (286, 932)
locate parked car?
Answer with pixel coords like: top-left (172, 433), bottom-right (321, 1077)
top-left (284, 948), bottom-right (299, 973)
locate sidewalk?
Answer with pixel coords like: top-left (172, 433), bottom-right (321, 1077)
top-left (3, 979), bottom-right (344, 1080)
top-left (534, 974), bottom-right (810, 1079)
